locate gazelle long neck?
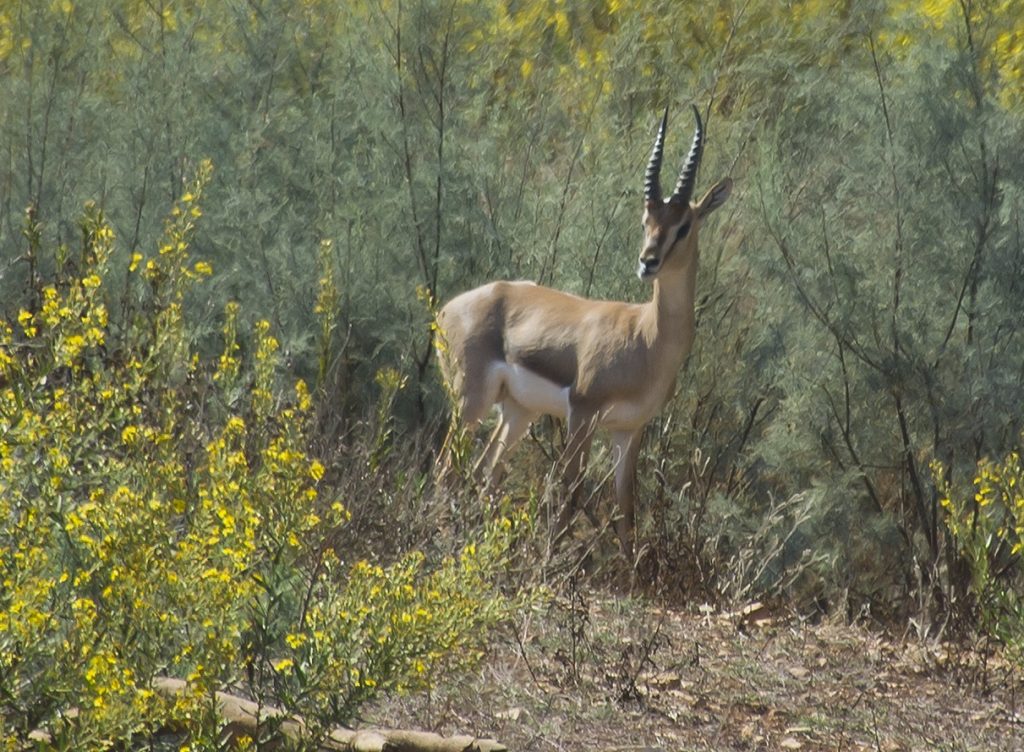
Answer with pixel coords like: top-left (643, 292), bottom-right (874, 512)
top-left (646, 251), bottom-right (698, 353)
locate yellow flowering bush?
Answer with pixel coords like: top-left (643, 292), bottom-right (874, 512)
top-left (273, 512), bottom-right (529, 731)
top-left (934, 446), bottom-right (1024, 665)
top-left (0, 167), bottom-right (526, 748)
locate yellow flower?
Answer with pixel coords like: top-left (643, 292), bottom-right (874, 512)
top-left (295, 380), bottom-right (312, 411)
top-left (17, 310), bottom-right (36, 337)
top-left (275, 658), bottom-right (294, 672)
top-left (310, 461), bottom-right (325, 481)
top-left (60, 334), bottom-right (86, 362)
top-left (86, 326), bottom-right (104, 346)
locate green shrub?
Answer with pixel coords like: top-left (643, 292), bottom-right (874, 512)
top-left (0, 170), bottom-right (527, 748)
top-left (935, 448), bottom-right (1024, 666)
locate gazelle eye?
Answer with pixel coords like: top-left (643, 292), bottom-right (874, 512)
top-left (675, 221), bottom-right (691, 242)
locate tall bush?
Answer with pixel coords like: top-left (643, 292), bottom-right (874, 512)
top-left (732, 1), bottom-right (1024, 610)
top-left (0, 172), bottom-right (526, 747)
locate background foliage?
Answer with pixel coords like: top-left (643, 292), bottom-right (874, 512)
top-left (2, 0), bottom-right (1024, 740)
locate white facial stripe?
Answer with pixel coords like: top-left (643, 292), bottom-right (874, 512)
top-left (657, 215), bottom-right (690, 254)
top-left (668, 215), bottom-right (690, 239)
top-left (641, 208), bottom-right (693, 265)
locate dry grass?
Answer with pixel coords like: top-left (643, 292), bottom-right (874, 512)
top-left (334, 430), bottom-right (1023, 751)
top-left (364, 590), bottom-right (1024, 752)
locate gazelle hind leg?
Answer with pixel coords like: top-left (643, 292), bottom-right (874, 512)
top-left (474, 398), bottom-right (537, 489)
top-left (435, 361), bottom-right (503, 484)
top-left (473, 419), bottom-right (506, 482)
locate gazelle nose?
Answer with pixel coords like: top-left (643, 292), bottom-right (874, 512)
top-left (638, 256), bottom-right (660, 278)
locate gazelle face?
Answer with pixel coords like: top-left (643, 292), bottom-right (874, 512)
top-left (638, 200), bottom-right (696, 280)
top-left (637, 105), bottom-right (732, 281)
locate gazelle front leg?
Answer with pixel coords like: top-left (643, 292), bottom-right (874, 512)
top-left (611, 428), bottom-right (644, 560)
top-left (554, 405), bottom-right (598, 544)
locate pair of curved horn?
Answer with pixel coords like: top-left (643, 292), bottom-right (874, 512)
top-left (643, 105), bottom-right (704, 206)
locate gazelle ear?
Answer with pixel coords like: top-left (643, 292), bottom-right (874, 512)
top-left (697, 177), bottom-right (732, 218)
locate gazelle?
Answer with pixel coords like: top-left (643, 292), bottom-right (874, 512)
top-left (435, 106), bottom-right (732, 558)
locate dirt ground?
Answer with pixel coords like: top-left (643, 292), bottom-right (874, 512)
top-left (367, 592), bottom-right (1024, 752)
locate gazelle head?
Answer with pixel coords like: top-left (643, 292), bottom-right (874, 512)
top-left (638, 106), bottom-right (732, 280)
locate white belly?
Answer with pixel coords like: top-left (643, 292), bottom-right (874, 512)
top-left (488, 360), bottom-right (660, 430)
top-left (491, 361), bottom-right (569, 418)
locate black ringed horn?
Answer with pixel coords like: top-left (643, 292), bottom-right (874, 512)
top-left (670, 104), bottom-right (704, 205)
top-left (644, 107), bottom-right (669, 204)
